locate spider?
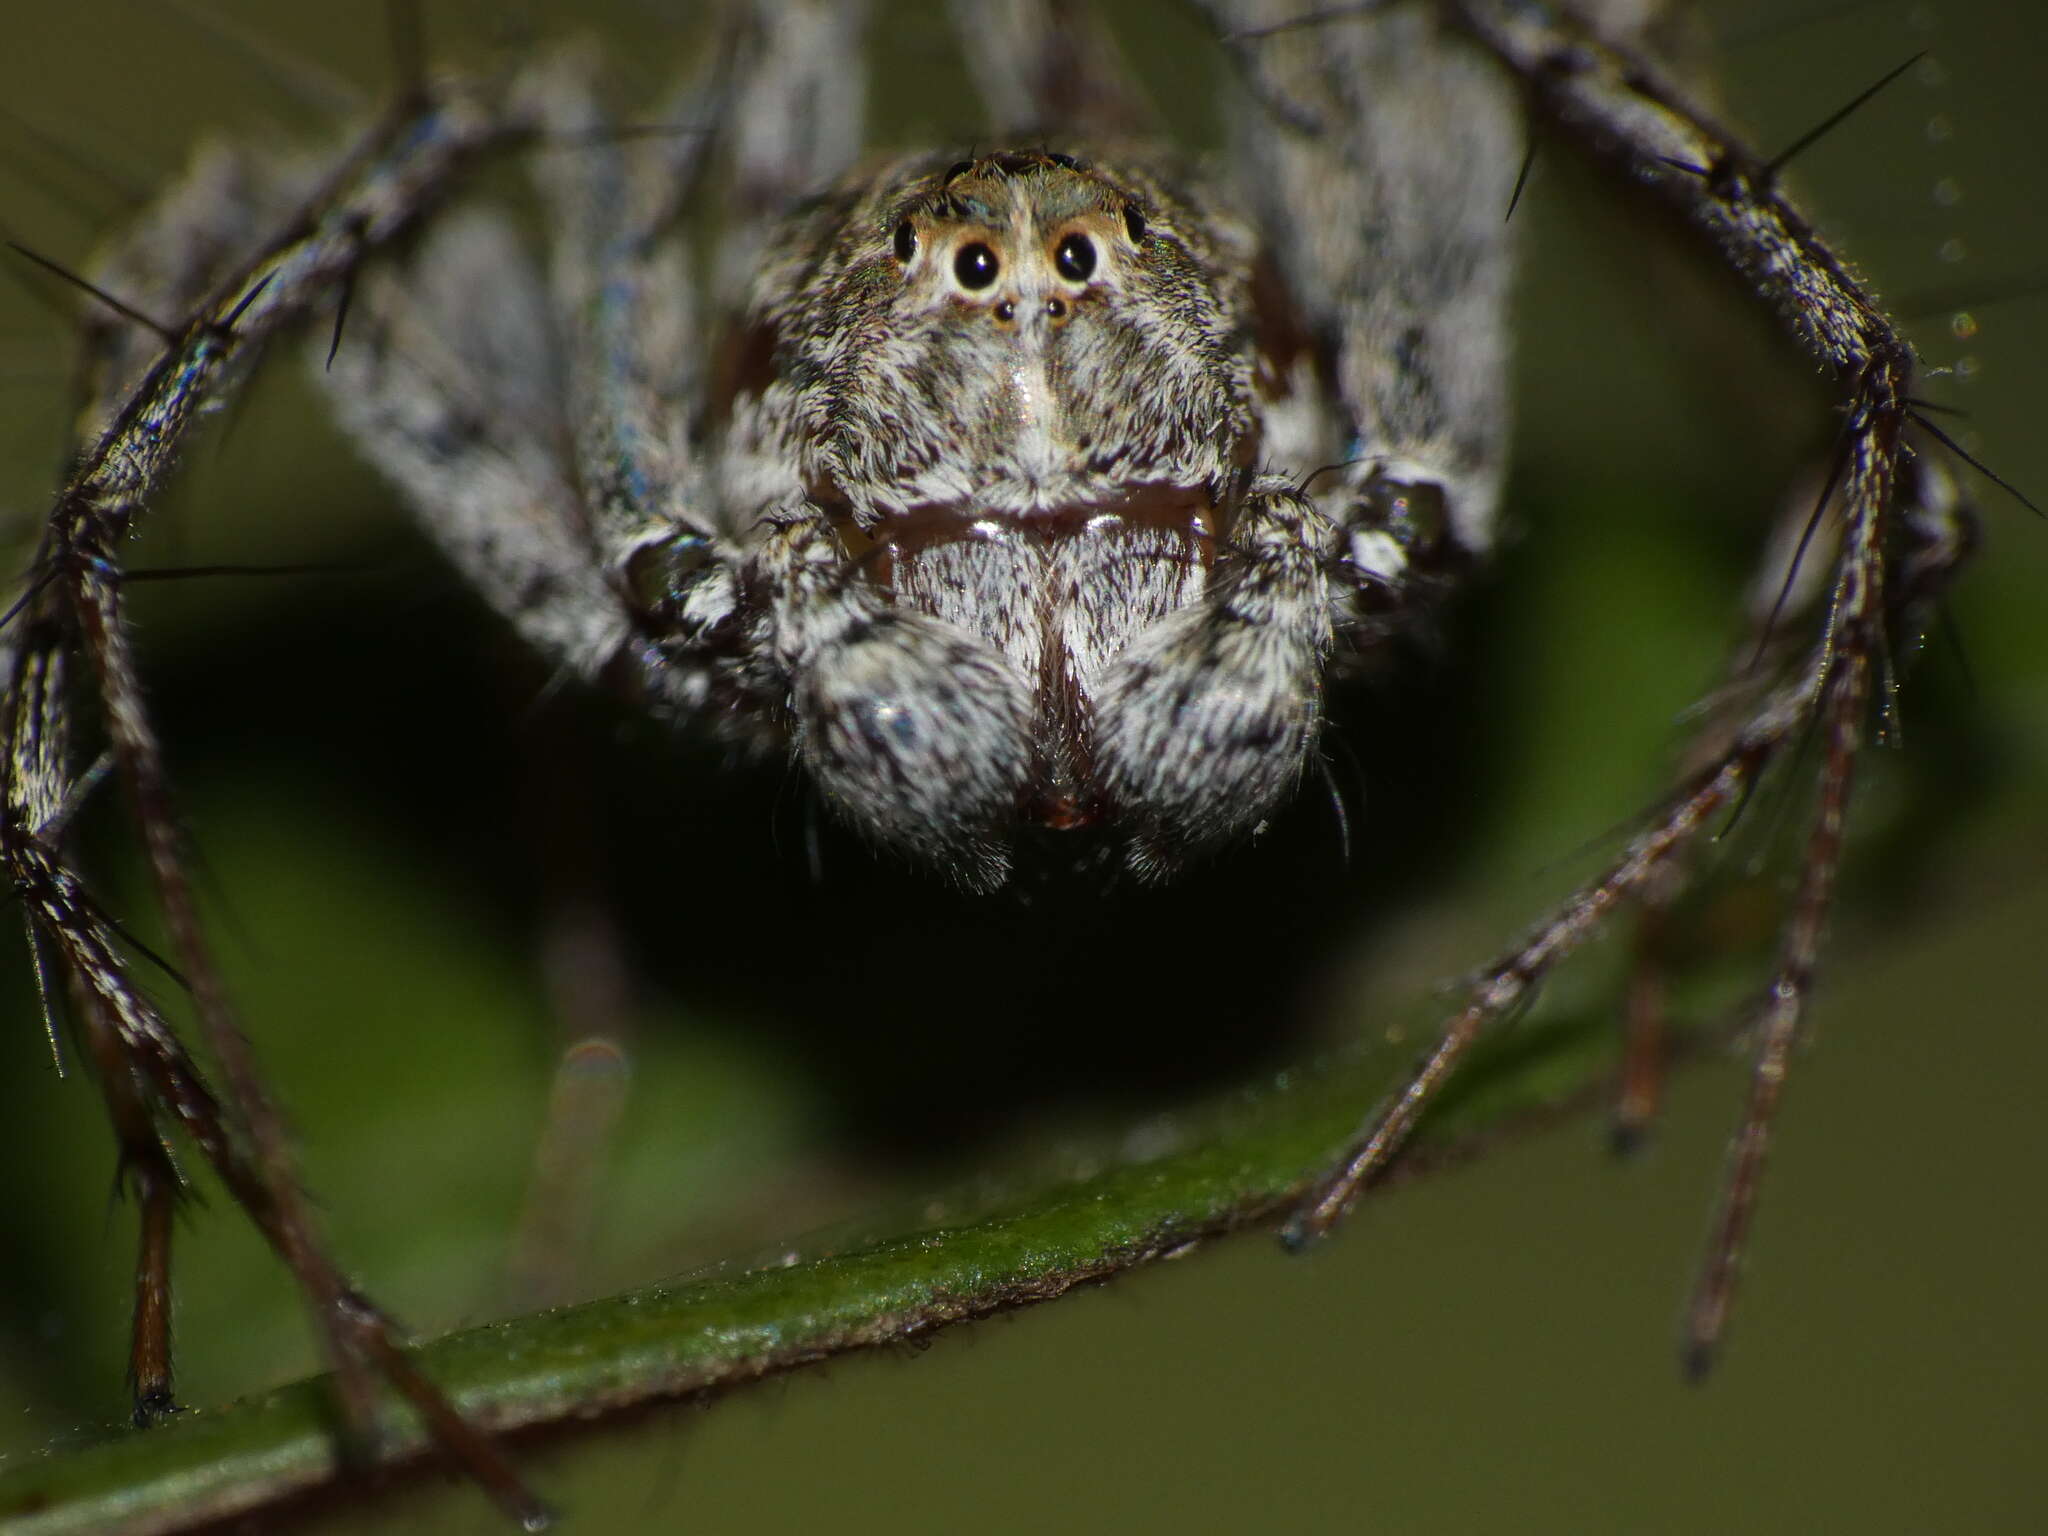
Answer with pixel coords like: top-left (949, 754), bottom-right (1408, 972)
top-left (1, 0), bottom-right (2041, 1529)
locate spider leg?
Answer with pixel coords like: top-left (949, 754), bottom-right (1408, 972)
top-left (3, 622), bottom-right (181, 1422)
top-left (1217, 0), bottom-right (1521, 593)
top-left (1287, 650), bottom-right (1818, 1243)
top-left (321, 194), bottom-right (635, 686)
top-left (325, 18), bottom-right (863, 725)
top-left (1261, 0), bottom-right (1959, 1373)
top-left (520, 42), bottom-right (790, 730)
top-left (526, 50), bottom-right (718, 583)
top-left (1608, 456), bottom-right (1857, 1155)
top-left (1612, 450), bottom-right (1977, 1153)
top-left (948, 0), bottom-right (1157, 140)
top-left (715, 0), bottom-right (869, 295)
top-left (1462, 1), bottom-right (1971, 1370)
top-left (1882, 453), bottom-right (1978, 666)
top-left (3, 72), bottom-right (552, 1521)
top-left (1681, 448), bottom-right (1973, 1367)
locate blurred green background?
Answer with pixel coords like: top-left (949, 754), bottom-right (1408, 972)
top-left (0, 2), bottom-right (2043, 1531)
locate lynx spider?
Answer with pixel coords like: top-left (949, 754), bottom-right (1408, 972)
top-left (0, 0), bottom-right (2016, 1522)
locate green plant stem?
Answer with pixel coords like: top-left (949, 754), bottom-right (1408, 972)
top-left (0, 1009), bottom-right (1617, 1535)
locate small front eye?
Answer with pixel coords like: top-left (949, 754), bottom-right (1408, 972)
top-left (893, 220), bottom-right (917, 263)
top-left (1122, 204), bottom-right (1147, 244)
top-left (954, 241), bottom-right (1000, 289)
top-left (1054, 233), bottom-right (1096, 282)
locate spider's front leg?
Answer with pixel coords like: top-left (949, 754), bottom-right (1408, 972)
top-left (1220, 0), bottom-right (1519, 609)
top-left (324, 3), bottom-right (866, 717)
top-left (0, 66), bottom-right (558, 1517)
top-left (2, 618), bottom-right (183, 1423)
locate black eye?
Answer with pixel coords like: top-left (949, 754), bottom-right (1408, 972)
top-left (1122, 204), bottom-right (1147, 244)
top-left (892, 220), bottom-right (917, 263)
top-left (1054, 233), bottom-right (1096, 282)
top-left (954, 241), bottom-right (1000, 289)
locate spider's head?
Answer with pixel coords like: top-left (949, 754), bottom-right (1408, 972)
top-left (784, 148), bottom-right (1257, 508)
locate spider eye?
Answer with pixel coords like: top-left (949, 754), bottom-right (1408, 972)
top-left (892, 220), bottom-right (918, 263)
top-left (1054, 233), bottom-right (1096, 282)
top-left (1122, 204), bottom-right (1147, 244)
top-left (954, 241), bottom-right (1000, 290)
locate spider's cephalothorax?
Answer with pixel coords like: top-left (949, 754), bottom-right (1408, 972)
top-left (712, 148), bottom-right (1334, 886)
